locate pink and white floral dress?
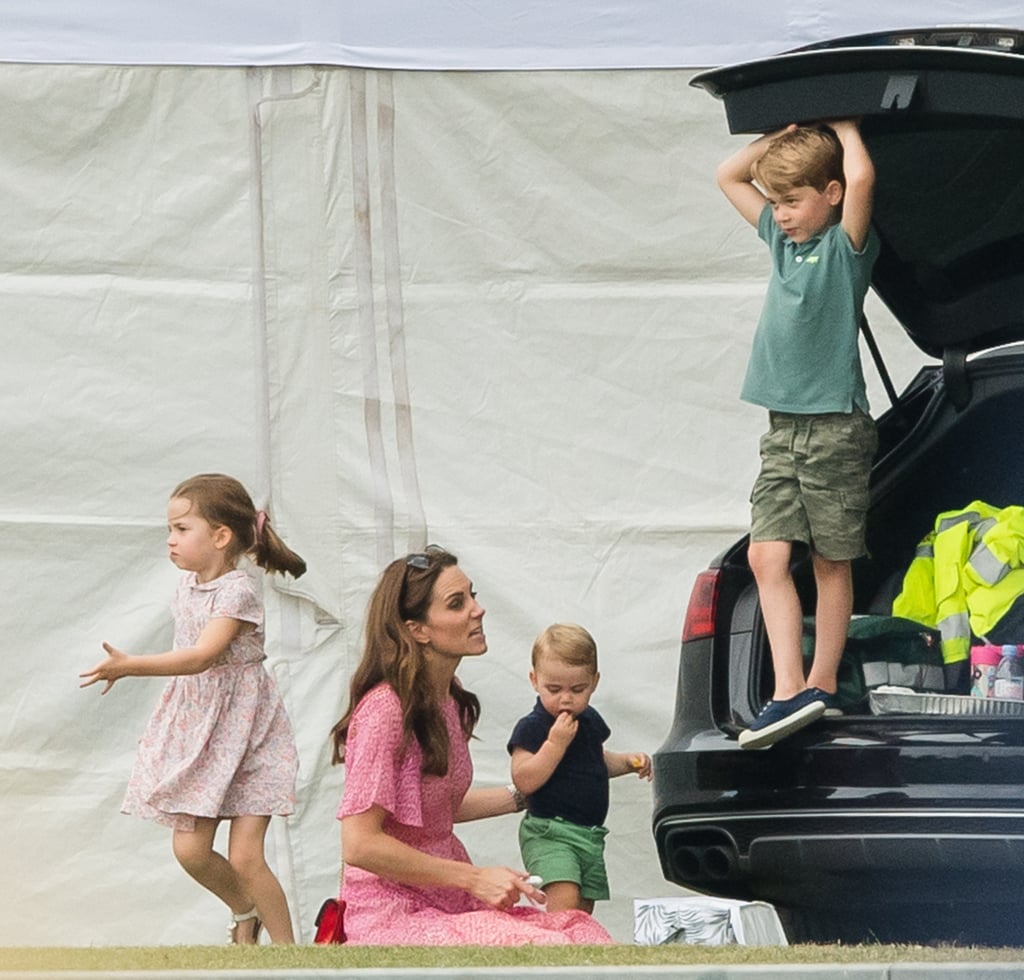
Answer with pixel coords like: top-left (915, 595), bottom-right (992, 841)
top-left (122, 569), bottom-right (298, 832)
top-left (337, 683), bottom-right (613, 945)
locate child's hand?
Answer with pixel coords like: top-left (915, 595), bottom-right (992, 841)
top-left (79, 642), bottom-right (128, 695)
top-left (628, 753), bottom-right (653, 780)
top-left (547, 710), bottom-right (578, 749)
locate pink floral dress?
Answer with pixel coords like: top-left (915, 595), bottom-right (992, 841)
top-left (122, 569), bottom-right (298, 832)
top-left (337, 683), bottom-right (613, 945)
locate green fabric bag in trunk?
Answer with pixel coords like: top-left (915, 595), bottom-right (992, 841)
top-left (802, 615), bottom-right (944, 710)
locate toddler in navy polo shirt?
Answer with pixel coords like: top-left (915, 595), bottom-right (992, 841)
top-left (507, 623), bottom-right (651, 914)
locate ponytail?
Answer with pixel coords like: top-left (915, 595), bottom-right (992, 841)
top-left (253, 511), bottom-right (307, 578)
top-left (171, 474), bottom-right (306, 579)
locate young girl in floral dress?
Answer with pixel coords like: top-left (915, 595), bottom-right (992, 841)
top-left (81, 474), bottom-right (305, 944)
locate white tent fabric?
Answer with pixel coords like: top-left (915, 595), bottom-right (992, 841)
top-left (2, 2), bottom-right (1020, 68)
top-left (0, 5), bottom-right (1002, 949)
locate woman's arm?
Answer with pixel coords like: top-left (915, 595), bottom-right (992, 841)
top-left (79, 617), bottom-right (247, 694)
top-left (455, 785), bottom-right (520, 823)
top-left (342, 805), bottom-right (542, 908)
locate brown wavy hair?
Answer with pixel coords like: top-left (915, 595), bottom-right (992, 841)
top-left (171, 473), bottom-right (306, 578)
top-left (330, 546), bottom-right (481, 775)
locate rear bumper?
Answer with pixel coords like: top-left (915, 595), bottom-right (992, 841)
top-left (655, 807), bottom-right (1024, 909)
top-left (654, 720), bottom-right (1024, 911)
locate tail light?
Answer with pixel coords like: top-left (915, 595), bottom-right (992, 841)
top-left (681, 568), bottom-right (720, 643)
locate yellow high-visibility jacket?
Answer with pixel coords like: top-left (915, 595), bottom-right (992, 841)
top-left (893, 501), bottom-right (1024, 664)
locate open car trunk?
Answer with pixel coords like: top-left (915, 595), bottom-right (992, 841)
top-left (691, 29), bottom-right (1024, 727)
top-left (730, 347), bottom-right (1024, 722)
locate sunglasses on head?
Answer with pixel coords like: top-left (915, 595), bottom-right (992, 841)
top-left (406, 544), bottom-right (447, 569)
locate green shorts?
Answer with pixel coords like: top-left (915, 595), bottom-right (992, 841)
top-left (750, 409), bottom-right (877, 561)
top-left (518, 814), bottom-right (610, 902)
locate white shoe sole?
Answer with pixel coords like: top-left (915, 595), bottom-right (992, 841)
top-left (738, 700), bottom-right (826, 750)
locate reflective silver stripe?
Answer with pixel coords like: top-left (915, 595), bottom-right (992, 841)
top-left (975, 517), bottom-right (997, 537)
top-left (969, 541), bottom-right (1009, 586)
top-left (936, 510), bottom-right (983, 533)
top-left (915, 542), bottom-right (934, 559)
top-left (862, 661), bottom-right (946, 690)
top-left (937, 611), bottom-right (970, 642)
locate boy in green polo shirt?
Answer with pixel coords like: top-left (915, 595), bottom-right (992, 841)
top-left (717, 120), bottom-right (879, 749)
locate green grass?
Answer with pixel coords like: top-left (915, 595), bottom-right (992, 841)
top-left (2, 944), bottom-right (1023, 972)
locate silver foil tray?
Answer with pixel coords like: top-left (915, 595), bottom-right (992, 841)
top-left (869, 686), bottom-right (1024, 717)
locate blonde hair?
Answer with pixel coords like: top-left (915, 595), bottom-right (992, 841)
top-left (170, 473), bottom-right (306, 578)
top-left (532, 622), bottom-right (598, 673)
top-left (753, 125), bottom-right (844, 195)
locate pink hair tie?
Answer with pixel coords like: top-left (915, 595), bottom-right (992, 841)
top-left (255, 510), bottom-right (268, 542)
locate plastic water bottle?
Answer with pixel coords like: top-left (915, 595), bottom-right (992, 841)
top-left (993, 644), bottom-right (1024, 701)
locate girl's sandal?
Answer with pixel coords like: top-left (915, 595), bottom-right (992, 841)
top-left (227, 906), bottom-right (263, 945)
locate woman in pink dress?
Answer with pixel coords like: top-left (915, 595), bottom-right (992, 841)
top-left (81, 474), bottom-right (305, 944)
top-left (330, 546), bottom-right (614, 945)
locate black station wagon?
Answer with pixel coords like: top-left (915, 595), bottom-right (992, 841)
top-left (653, 27), bottom-right (1024, 945)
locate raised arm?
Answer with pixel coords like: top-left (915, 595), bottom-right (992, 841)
top-left (831, 118), bottom-right (875, 251)
top-left (79, 617), bottom-right (247, 694)
top-left (716, 126), bottom-right (793, 227)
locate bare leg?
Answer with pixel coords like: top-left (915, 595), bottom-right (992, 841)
top-left (748, 540), bottom-right (805, 700)
top-left (172, 818), bottom-right (258, 942)
top-left (806, 552), bottom-right (853, 694)
top-left (228, 815), bottom-right (295, 944)
top-left (542, 880), bottom-right (593, 915)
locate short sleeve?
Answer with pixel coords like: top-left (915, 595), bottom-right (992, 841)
top-left (337, 685), bottom-right (426, 827)
top-left (507, 704), bottom-right (549, 756)
top-left (587, 706), bottom-right (612, 744)
top-left (211, 572), bottom-right (263, 627)
top-left (821, 220), bottom-right (878, 291)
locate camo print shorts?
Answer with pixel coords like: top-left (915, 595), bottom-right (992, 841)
top-left (750, 408), bottom-right (877, 561)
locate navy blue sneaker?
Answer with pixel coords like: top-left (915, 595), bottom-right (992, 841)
top-left (813, 688), bottom-right (843, 718)
top-left (738, 688), bottom-right (827, 749)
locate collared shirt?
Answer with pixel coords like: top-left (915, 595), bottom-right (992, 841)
top-left (507, 698), bottom-right (610, 827)
top-left (741, 203), bottom-right (880, 414)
